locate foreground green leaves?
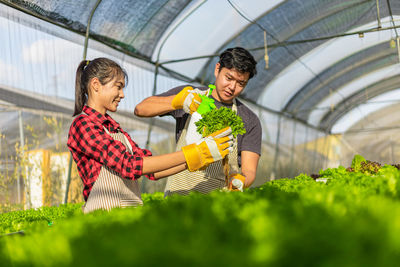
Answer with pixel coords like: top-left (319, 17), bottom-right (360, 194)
top-left (2, 162), bottom-right (400, 266)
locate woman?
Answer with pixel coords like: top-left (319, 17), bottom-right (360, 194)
top-left (67, 57), bottom-right (232, 213)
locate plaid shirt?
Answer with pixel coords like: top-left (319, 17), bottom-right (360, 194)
top-left (67, 106), bottom-right (154, 201)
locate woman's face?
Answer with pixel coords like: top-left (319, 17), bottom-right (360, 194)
top-left (98, 75), bottom-right (125, 113)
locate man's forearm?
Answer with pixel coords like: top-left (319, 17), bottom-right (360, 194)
top-left (134, 95), bottom-right (175, 117)
top-left (240, 151), bottom-right (260, 188)
top-left (242, 170), bottom-right (256, 188)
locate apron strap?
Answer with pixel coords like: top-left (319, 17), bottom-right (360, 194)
top-left (103, 126), bottom-right (133, 154)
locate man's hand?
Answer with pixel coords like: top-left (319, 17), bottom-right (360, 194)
top-left (171, 86), bottom-right (206, 114)
top-left (228, 173), bottom-right (246, 192)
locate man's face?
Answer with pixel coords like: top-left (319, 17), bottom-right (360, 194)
top-left (212, 63), bottom-right (250, 104)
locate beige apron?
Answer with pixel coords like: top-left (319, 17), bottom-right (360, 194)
top-left (164, 99), bottom-right (240, 197)
top-left (83, 127), bottom-right (143, 213)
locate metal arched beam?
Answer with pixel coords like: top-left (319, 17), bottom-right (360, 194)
top-left (284, 42), bottom-right (398, 119)
top-left (342, 103), bottom-right (400, 161)
top-left (347, 103), bottom-right (400, 131)
top-left (83, 0), bottom-right (102, 60)
top-left (320, 75), bottom-right (400, 130)
top-left (196, 0), bottom-right (396, 102)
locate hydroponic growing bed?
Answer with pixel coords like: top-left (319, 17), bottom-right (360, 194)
top-left (1, 155), bottom-right (400, 266)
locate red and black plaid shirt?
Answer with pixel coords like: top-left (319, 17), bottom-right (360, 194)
top-left (67, 106), bottom-right (155, 201)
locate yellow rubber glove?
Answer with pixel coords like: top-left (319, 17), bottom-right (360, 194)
top-left (228, 173), bottom-right (246, 192)
top-left (171, 86), bottom-right (204, 114)
top-left (182, 127), bottom-right (233, 172)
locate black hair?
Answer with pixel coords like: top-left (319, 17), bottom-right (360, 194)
top-left (218, 47), bottom-right (257, 79)
top-left (73, 57), bottom-right (128, 116)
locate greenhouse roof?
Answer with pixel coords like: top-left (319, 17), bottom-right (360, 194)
top-left (2, 0), bottom-right (400, 134)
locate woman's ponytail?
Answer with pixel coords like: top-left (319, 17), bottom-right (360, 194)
top-left (73, 60), bottom-right (89, 116)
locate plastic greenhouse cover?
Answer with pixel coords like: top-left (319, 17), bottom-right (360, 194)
top-left (153, 0), bottom-right (283, 78)
top-left (1, 0), bottom-right (400, 134)
top-left (198, 0), bottom-right (385, 98)
top-left (259, 17), bottom-right (400, 112)
top-left (332, 88), bottom-right (400, 133)
top-left (309, 64), bottom-right (400, 126)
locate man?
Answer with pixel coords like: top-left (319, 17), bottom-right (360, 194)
top-left (134, 47), bottom-right (261, 196)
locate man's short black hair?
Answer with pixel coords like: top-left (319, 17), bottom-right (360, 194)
top-left (218, 47), bottom-right (257, 79)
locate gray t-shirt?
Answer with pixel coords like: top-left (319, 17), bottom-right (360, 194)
top-left (158, 85), bottom-right (262, 166)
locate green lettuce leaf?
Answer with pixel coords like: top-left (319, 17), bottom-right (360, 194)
top-left (195, 107), bottom-right (246, 138)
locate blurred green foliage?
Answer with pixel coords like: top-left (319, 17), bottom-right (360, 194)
top-left (2, 159), bottom-right (400, 266)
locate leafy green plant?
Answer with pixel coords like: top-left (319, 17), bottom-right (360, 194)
top-left (350, 154), bottom-right (367, 172)
top-left (3, 162), bottom-right (400, 266)
top-left (195, 107), bottom-right (246, 137)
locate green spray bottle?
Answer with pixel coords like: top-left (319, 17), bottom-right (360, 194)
top-left (185, 84), bottom-right (216, 144)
